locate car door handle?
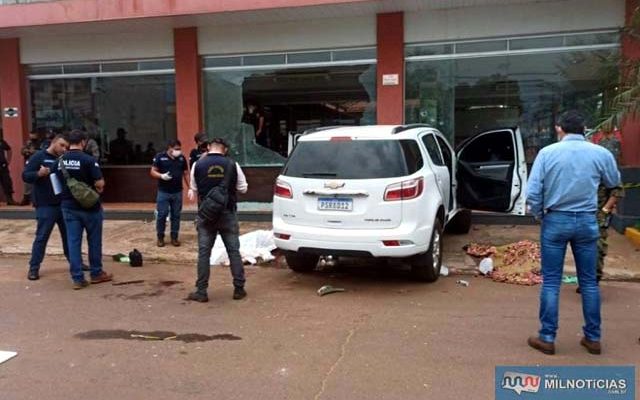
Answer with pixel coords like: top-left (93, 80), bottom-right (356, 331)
top-left (476, 165), bottom-right (507, 170)
top-left (303, 189), bottom-right (369, 197)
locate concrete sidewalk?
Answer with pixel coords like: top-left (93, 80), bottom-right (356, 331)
top-left (0, 219), bottom-right (638, 280)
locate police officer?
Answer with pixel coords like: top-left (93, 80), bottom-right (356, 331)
top-left (150, 139), bottom-right (189, 247)
top-left (20, 131), bottom-right (44, 206)
top-left (189, 132), bottom-right (208, 167)
top-left (22, 134), bottom-right (71, 280)
top-left (0, 131), bottom-right (18, 206)
top-left (186, 138), bottom-right (248, 302)
top-left (54, 130), bottom-right (112, 289)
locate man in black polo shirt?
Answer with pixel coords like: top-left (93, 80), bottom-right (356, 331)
top-left (54, 130), bottom-right (112, 289)
top-left (22, 134), bottom-right (71, 280)
top-left (189, 132), bottom-right (208, 168)
top-left (186, 138), bottom-right (248, 302)
top-left (150, 139), bottom-right (189, 247)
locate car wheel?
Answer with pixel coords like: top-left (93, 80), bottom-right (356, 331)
top-left (445, 209), bottom-right (471, 234)
top-left (284, 251), bottom-right (319, 273)
top-left (411, 218), bottom-right (443, 282)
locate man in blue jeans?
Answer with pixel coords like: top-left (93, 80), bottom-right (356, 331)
top-left (150, 139), bottom-right (189, 247)
top-left (526, 110), bottom-right (620, 355)
top-left (54, 130), bottom-right (112, 289)
top-left (22, 134), bottom-right (70, 280)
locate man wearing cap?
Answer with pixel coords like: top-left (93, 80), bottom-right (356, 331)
top-left (187, 138), bottom-right (248, 302)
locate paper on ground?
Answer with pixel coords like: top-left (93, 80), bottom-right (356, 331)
top-left (0, 351), bottom-right (17, 365)
top-left (210, 230), bottom-right (276, 266)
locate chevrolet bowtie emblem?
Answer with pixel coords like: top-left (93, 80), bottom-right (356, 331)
top-left (324, 181), bottom-right (345, 189)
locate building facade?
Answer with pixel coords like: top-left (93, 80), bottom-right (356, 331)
top-left (0, 0), bottom-right (638, 202)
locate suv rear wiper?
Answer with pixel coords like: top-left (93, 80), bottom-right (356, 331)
top-left (302, 172), bottom-right (337, 177)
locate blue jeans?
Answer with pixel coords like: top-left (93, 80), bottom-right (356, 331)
top-left (29, 206), bottom-right (69, 273)
top-left (539, 211), bottom-right (601, 343)
top-left (156, 191), bottom-right (182, 240)
top-left (62, 207), bottom-right (104, 283)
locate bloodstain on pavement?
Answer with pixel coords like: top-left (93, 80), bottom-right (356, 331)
top-left (75, 330), bottom-right (242, 343)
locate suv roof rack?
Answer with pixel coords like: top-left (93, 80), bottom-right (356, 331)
top-left (301, 126), bottom-right (348, 135)
top-left (391, 124), bottom-right (432, 134)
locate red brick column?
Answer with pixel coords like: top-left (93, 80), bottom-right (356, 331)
top-left (0, 38), bottom-right (28, 200)
top-left (622, 0), bottom-right (640, 166)
top-left (376, 12), bottom-right (404, 125)
top-left (174, 27), bottom-right (203, 155)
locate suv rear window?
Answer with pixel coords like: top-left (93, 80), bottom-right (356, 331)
top-left (283, 139), bottom-right (423, 179)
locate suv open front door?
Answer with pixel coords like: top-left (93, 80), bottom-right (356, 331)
top-left (455, 128), bottom-right (527, 215)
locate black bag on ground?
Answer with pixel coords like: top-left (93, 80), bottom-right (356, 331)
top-left (129, 249), bottom-right (143, 267)
top-left (198, 157), bottom-right (236, 223)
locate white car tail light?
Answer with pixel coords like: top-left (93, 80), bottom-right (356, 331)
top-left (274, 180), bottom-right (293, 198)
top-left (384, 177), bottom-right (424, 201)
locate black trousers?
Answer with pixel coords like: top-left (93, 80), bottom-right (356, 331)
top-left (195, 211), bottom-right (245, 294)
top-left (0, 166), bottom-right (14, 197)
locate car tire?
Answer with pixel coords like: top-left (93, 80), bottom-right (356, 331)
top-left (410, 218), bottom-right (443, 282)
top-left (284, 251), bottom-right (319, 273)
top-left (445, 209), bottom-right (471, 234)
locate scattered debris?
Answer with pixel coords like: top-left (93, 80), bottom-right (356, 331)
top-left (0, 351), bottom-right (17, 365)
top-left (562, 275), bottom-right (578, 285)
top-left (440, 265), bottom-right (449, 277)
top-left (456, 280), bottom-right (470, 287)
top-left (479, 257), bottom-right (494, 275)
top-left (75, 330), bottom-right (241, 343)
top-left (112, 253), bottom-right (130, 263)
top-left (318, 255), bottom-right (338, 269)
top-left (317, 285), bottom-right (345, 296)
top-left (466, 240), bottom-right (541, 285)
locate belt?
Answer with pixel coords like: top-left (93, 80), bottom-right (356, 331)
top-left (545, 209), bottom-right (596, 215)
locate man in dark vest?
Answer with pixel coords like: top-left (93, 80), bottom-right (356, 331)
top-left (187, 138), bottom-right (248, 302)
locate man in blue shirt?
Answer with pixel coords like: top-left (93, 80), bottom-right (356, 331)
top-left (54, 130), bottom-right (113, 289)
top-left (526, 110), bottom-right (620, 356)
top-left (22, 134), bottom-right (71, 280)
top-left (150, 139), bottom-right (189, 247)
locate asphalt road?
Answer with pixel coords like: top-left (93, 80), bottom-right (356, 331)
top-left (1, 256), bottom-right (639, 400)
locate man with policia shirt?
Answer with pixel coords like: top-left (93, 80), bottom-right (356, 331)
top-left (54, 130), bottom-right (112, 289)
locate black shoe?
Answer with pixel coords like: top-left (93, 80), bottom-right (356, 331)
top-left (233, 287), bottom-right (247, 300)
top-left (28, 271), bottom-right (39, 281)
top-left (186, 292), bottom-right (209, 303)
top-left (73, 280), bottom-right (90, 290)
top-left (82, 264), bottom-right (90, 271)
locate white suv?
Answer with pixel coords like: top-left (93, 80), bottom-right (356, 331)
top-left (273, 124), bottom-right (527, 282)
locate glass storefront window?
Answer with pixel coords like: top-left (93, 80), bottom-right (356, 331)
top-left (405, 48), bottom-right (619, 163)
top-left (30, 74), bottom-right (176, 165)
top-left (203, 64), bottom-right (377, 166)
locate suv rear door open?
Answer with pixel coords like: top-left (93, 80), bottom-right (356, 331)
top-left (455, 128), bottom-right (527, 215)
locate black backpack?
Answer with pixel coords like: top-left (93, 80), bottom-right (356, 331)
top-left (129, 249), bottom-right (143, 267)
top-left (198, 158), bottom-right (236, 223)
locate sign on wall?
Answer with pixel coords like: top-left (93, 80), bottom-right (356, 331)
top-left (382, 74), bottom-right (399, 86)
top-left (3, 107), bottom-right (19, 118)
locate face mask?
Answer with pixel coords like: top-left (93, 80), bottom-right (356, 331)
top-left (171, 150), bottom-right (182, 157)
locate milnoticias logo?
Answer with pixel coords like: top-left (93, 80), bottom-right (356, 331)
top-left (502, 371), bottom-right (542, 395)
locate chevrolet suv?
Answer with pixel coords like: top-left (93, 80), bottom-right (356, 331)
top-left (273, 124), bottom-right (527, 282)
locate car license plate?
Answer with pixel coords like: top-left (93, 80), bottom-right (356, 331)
top-left (318, 197), bottom-right (353, 211)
